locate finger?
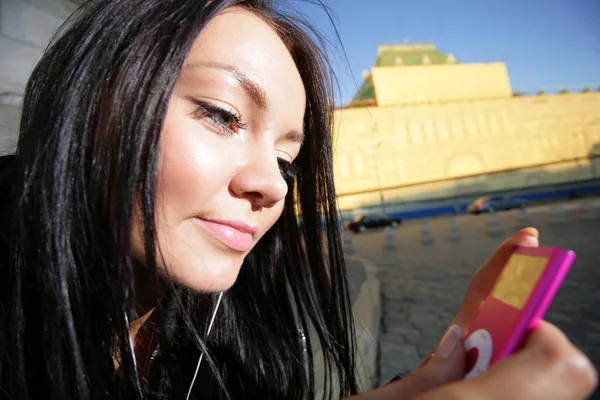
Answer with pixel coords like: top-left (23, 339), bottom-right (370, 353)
top-left (400, 325), bottom-right (465, 396)
top-left (425, 321), bottom-right (598, 400)
top-left (474, 227), bottom-right (540, 293)
top-left (469, 227), bottom-right (539, 299)
top-left (453, 227), bottom-right (539, 331)
top-left (347, 326), bottom-right (465, 400)
top-left (477, 321), bottom-right (597, 400)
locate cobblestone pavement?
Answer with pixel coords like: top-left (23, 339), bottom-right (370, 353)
top-left (349, 199), bottom-right (600, 398)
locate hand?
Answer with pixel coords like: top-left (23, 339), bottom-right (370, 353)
top-left (414, 227), bottom-right (541, 374)
top-left (451, 227), bottom-right (540, 335)
top-left (344, 321), bottom-right (465, 399)
top-left (346, 229), bottom-right (531, 399)
top-left (414, 320), bottom-right (598, 400)
top-left (346, 321), bottom-right (597, 400)
top-left (345, 227), bottom-right (597, 399)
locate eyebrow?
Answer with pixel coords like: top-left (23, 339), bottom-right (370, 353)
top-left (284, 130), bottom-right (305, 145)
top-left (185, 61), bottom-right (305, 145)
top-left (187, 61), bottom-right (268, 110)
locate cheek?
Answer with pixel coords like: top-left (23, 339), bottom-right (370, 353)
top-left (157, 117), bottom-right (232, 214)
top-left (257, 201), bottom-right (285, 239)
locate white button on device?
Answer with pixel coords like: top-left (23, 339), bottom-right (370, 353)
top-left (464, 329), bottom-right (493, 379)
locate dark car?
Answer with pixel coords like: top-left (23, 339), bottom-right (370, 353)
top-left (467, 195), bottom-right (526, 214)
top-left (344, 214), bottom-right (402, 233)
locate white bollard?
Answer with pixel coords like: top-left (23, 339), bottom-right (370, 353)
top-left (552, 204), bottom-right (568, 225)
top-left (488, 211), bottom-right (503, 237)
top-left (448, 217), bottom-right (461, 242)
top-left (384, 226), bottom-right (396, 250)
top-left (517, 207), bottom-right (532, 229)
top-left (421, 220), bottom-right (435, 245)
top-left (582, 200), bottom-right (598, 220)
top-left (343, 230), bottom-right (355, 255)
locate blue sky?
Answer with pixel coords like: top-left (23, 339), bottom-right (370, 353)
top-left (296, 0), bottom-right (600, 105)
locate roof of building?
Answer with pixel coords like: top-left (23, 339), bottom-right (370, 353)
top-left (375, 43), bottom-right (456, 67)
top-left (349, 43), bottom-right (458, 106)
top-left (352, 76), bottom-right (375, 101)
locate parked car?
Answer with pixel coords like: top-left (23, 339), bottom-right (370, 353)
top-left (467, 195), bottom-right (526, 214)
top-left (345, 214), bottom-right (402, 233)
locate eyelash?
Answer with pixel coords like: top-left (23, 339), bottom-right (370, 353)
top-left (191, 101), bottom-right (248, 136)
top-left (278, 159), bottom-right (300, 182)
top-left (192, 100), bottom-right (299, 181)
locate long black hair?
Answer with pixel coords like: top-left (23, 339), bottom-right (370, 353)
top-left (0, 0), bottom-right (357, 398)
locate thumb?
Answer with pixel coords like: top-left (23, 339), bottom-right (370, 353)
top-left (344, 325), bottom-right (465, 400)
top-left (392, 325), bottom-right (465, 398)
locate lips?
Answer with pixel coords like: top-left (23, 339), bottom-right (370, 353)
top-left (194, 217), bottom-right (256, 252)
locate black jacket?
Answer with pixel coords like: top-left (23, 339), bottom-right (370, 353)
top-left (0, 154), bottom-right (15, 264)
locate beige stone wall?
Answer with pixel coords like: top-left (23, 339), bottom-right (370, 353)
top-left (333, 92), bottom-right (600, 210)
top-left (0, 102), bottom-right (21, 154)
top-left (371, 63), bottom-right (512, 106)
top-left (0, 0), bottom-right (79, 153)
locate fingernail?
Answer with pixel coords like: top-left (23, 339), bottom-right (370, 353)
top-left (434, 324), bottom-right (462, 359)
top-left (518, 227), bottom-right (539, 239)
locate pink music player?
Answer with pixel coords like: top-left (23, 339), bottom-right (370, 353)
top-left (464, 246), bottom-right (576, 379)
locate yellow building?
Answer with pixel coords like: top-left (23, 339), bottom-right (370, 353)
top-left (333, 43), bottom-right (600, 213)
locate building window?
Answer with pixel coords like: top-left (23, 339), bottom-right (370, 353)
top-left (542, 137), bottom-right (552, 151)
top-left (489, 114), bottom-right (501, 134)
top-left (450, 117), bottom-right (464, 139)
top-left (477, 114), bottom-right (489, 136)
top-left (409, 121), bottom-right (423, 144)
top-left (353, 152), bottom-right (364, 176)
top-left (380, 146), bottom-right (396, 173)
top-left (500, 112), bottom-right (510, 134)
top-left (423, 119), bottom-right (436, 142)
top-left (337, 152), bottom-right (350, 178)
top-left (395, 121), bottom-right (408, 146)
top-left (396, 156), bottom-right (407, 181)
top-left (436, 119), bottom-right (450, 141)
top-left (464, 116), bottom-right (478, 137)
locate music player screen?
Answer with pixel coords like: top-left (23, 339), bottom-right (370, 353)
top-left (490, 254), bottom-right (548, 310)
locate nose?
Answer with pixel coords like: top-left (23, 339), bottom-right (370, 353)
top-left (229, 150), bottom-right (288, 210)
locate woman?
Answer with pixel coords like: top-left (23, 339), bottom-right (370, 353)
top-left (0, 0), bottom-right (596, 399)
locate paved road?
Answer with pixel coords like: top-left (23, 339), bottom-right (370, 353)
top-left (349, 199), bottom-right (600, 398)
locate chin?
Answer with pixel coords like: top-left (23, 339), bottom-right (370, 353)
top-left (163, 254), bottom-right (245, 293)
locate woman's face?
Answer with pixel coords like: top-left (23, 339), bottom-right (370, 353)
top-left (132, 8), bottom-right (306, 292)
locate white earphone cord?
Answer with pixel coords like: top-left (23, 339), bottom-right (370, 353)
top-left (185, 291), bottom-right (224, 400)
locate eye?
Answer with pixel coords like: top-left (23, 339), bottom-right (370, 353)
top-left (278, 158), bottom-right (299, 182)
top-left (190, 100), bottom-right (247, 136)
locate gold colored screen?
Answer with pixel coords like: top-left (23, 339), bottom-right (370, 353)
top-left (491, 254), bottom-right (548, 310)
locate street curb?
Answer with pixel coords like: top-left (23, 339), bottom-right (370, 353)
top-left (312, 255), bottom-right (382, 397)
top-left (347, 255), bottom-right (382, 392)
